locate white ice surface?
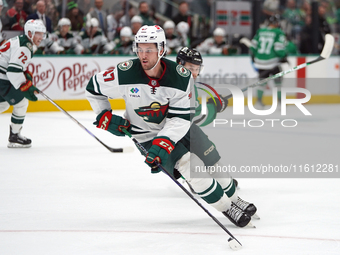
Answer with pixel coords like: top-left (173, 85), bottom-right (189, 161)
top-left (0, 105), bottom-right (340, 255)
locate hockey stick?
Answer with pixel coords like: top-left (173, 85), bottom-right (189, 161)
top-left (121, 128), bottom-right (242, 251)
top-left (229, 34), bottom-right (334, 99)
top-left (37, 89), bottom-right (133, 153)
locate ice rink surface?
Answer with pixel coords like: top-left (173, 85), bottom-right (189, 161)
top-left (1, 105), bottom-right (340, 255)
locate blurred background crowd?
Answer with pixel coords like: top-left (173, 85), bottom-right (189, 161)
top-left (0, 0), bottom-right (338, 56)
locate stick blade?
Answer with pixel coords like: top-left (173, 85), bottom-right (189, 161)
top-left (228, 238), bottom-right (242, 250)
top-left (240, 37), bottom-right (252, 48)
top-left (320, 34), bottom-right (334, 59)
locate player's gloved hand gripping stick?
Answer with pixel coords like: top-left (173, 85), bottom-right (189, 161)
top-left (121, 128), bottom-right (243, 251)
top-left (20, 70), bottom-right (39, 101)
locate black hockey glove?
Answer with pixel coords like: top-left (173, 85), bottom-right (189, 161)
top-left (207, 95), bottom-right (229, 113)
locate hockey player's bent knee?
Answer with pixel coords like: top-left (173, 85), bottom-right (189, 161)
top-left (0, 101), bottom-right (10, 113)
top-left (177, 153), bottom-right (216, 193)
top-left (12, 98), bottom-right (29, 116)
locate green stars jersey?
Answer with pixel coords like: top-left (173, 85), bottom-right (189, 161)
top-left (0, 35), bottom-right (33, 89)
top-left (86, 58), bottom-right (194, 143)
top-left (251, 27), bottom-right (287, 70)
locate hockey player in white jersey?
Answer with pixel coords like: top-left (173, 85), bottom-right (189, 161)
top-left (79, 18), bottom-right (114, 55)
top-left (86, 25), bottom-right (251, 227)
top-left (0, 19), bottom-right (46, 148)
top-left (50, 18), bottom-right (84, 55)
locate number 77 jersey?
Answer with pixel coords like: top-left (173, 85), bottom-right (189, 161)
top-left (0, 35), bottom-right (33, 89)
top-left (86, 58), bottom-right (194, 144)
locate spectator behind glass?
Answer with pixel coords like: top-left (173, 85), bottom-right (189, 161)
top-left (299, 15), bottom-right (324, 54)
top-left (130, 15), bottom-right (143, 35)
top-left (107, 8), bottom-right (124, 41)
top-left (138, 1), bottom-right (154, 26)
top-left (86, 0), bottom-right (107, 36)
top-left (45, 0), bottom-right (58, 30)
top-left (172, 1), bottom-right (191, 26)
top-left (318, 4), bottom-right (331, 36)
top-left (5, 0), bottom-right (27, 30)
top-left (23, 0), bottom-right (34, 16)
top-left (149, 5), bottom-right (159, 25)
top-left (27, 0), bottom-right (52, 33)
top-left (77, 0), bottom-right (92, 15)
top-left (282, 0), bottom-right (304, 42)
top-left (119, 5), bottom-right (136, 28)
top-left (66, 1), bottom-right (84, 31)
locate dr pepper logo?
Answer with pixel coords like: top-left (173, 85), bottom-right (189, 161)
top-left (57, 61), bottom-right (100, 95)
top-left (27, 60), bottom-right (55, 91)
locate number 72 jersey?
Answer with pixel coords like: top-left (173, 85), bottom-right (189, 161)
top-left (0, 35), bottom-right (33, 89)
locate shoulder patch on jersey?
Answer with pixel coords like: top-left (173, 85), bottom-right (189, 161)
top-left (26, 42), bottom-right (33, 51)
top-left (176, 65), bottom-right (190, 77)
top-left (118, 60), bottom-right (133, 71)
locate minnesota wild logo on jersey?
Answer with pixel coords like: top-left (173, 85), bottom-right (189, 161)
top-left (118, 60), bottom-right (133, 71)
top-left (134, 102), bottom-right (169, 124)
top-left (176, 65), bottom-right (190, 77)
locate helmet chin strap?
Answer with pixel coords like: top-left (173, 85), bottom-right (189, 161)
top-left (28, 31), bottom-right (37, 46)
top-left (149, 52), bottom-right (163, 71)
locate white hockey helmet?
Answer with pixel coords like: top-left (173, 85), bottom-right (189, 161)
top-left (131, 15), bottom-right (143, 24)
top-left (0, 0), bottom-right (3, 6)
top-left (24, 19), bottom-right (47, 42)
top-left (58, 17), bottom-right (71, 27)
top-left (86, 17), bottom-right (99, 28)
top-left (120, 26), bottom-right (132, 38)
top-left (133, 25), bottom-right (167, 56)
top-left (213, 27), bottom-right (225, 37)
top-left (163, 20), bottom-right (175, 30)
top-left (176, 21), bottom-right (189, 34)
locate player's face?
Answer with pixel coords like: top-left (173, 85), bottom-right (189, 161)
top-left (32, 32), bottom-right (45, 46)
top-left (137, 43), bottom-right (159, 71)
top-left (60, 25), bottom-right (70, 36)
top-left (87, 26), bottom-right (98, 37)
top-left (184, 62), bottom-right (201, 79)
top-left (214, 35), bottom-right (224, 45)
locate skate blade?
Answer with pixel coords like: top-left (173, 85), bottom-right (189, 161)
top-left (8, 142), bottom-right (31, 148)
top-left (252, 213), bottom-right (260, 220)
top-left (246, 221), bottom-right (256, 228)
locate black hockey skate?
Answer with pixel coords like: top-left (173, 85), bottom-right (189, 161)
top-left (8, 126), bottom-right (32, 148)
top-left (234, 197), bottom-right (257, 216)
top-left (223, 203), bottom-right (251, 227)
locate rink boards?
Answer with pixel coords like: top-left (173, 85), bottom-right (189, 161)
top-left (4, 55), bottom-right (340, 113)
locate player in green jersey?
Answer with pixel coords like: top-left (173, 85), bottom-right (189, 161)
top-left (251, 15), bottom-right (287, 106)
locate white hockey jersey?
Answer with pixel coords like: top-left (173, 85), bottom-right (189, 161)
top-left (50, 31), bottom-right (84, 55)
top-left (79, 29), bottom-right (114, 54)
top-left (0, 35), bottom-right (33, 89)
top-left (86, 58), bottom-right (194, 143)
top-left (196, 37), bottom-right (228, 55)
